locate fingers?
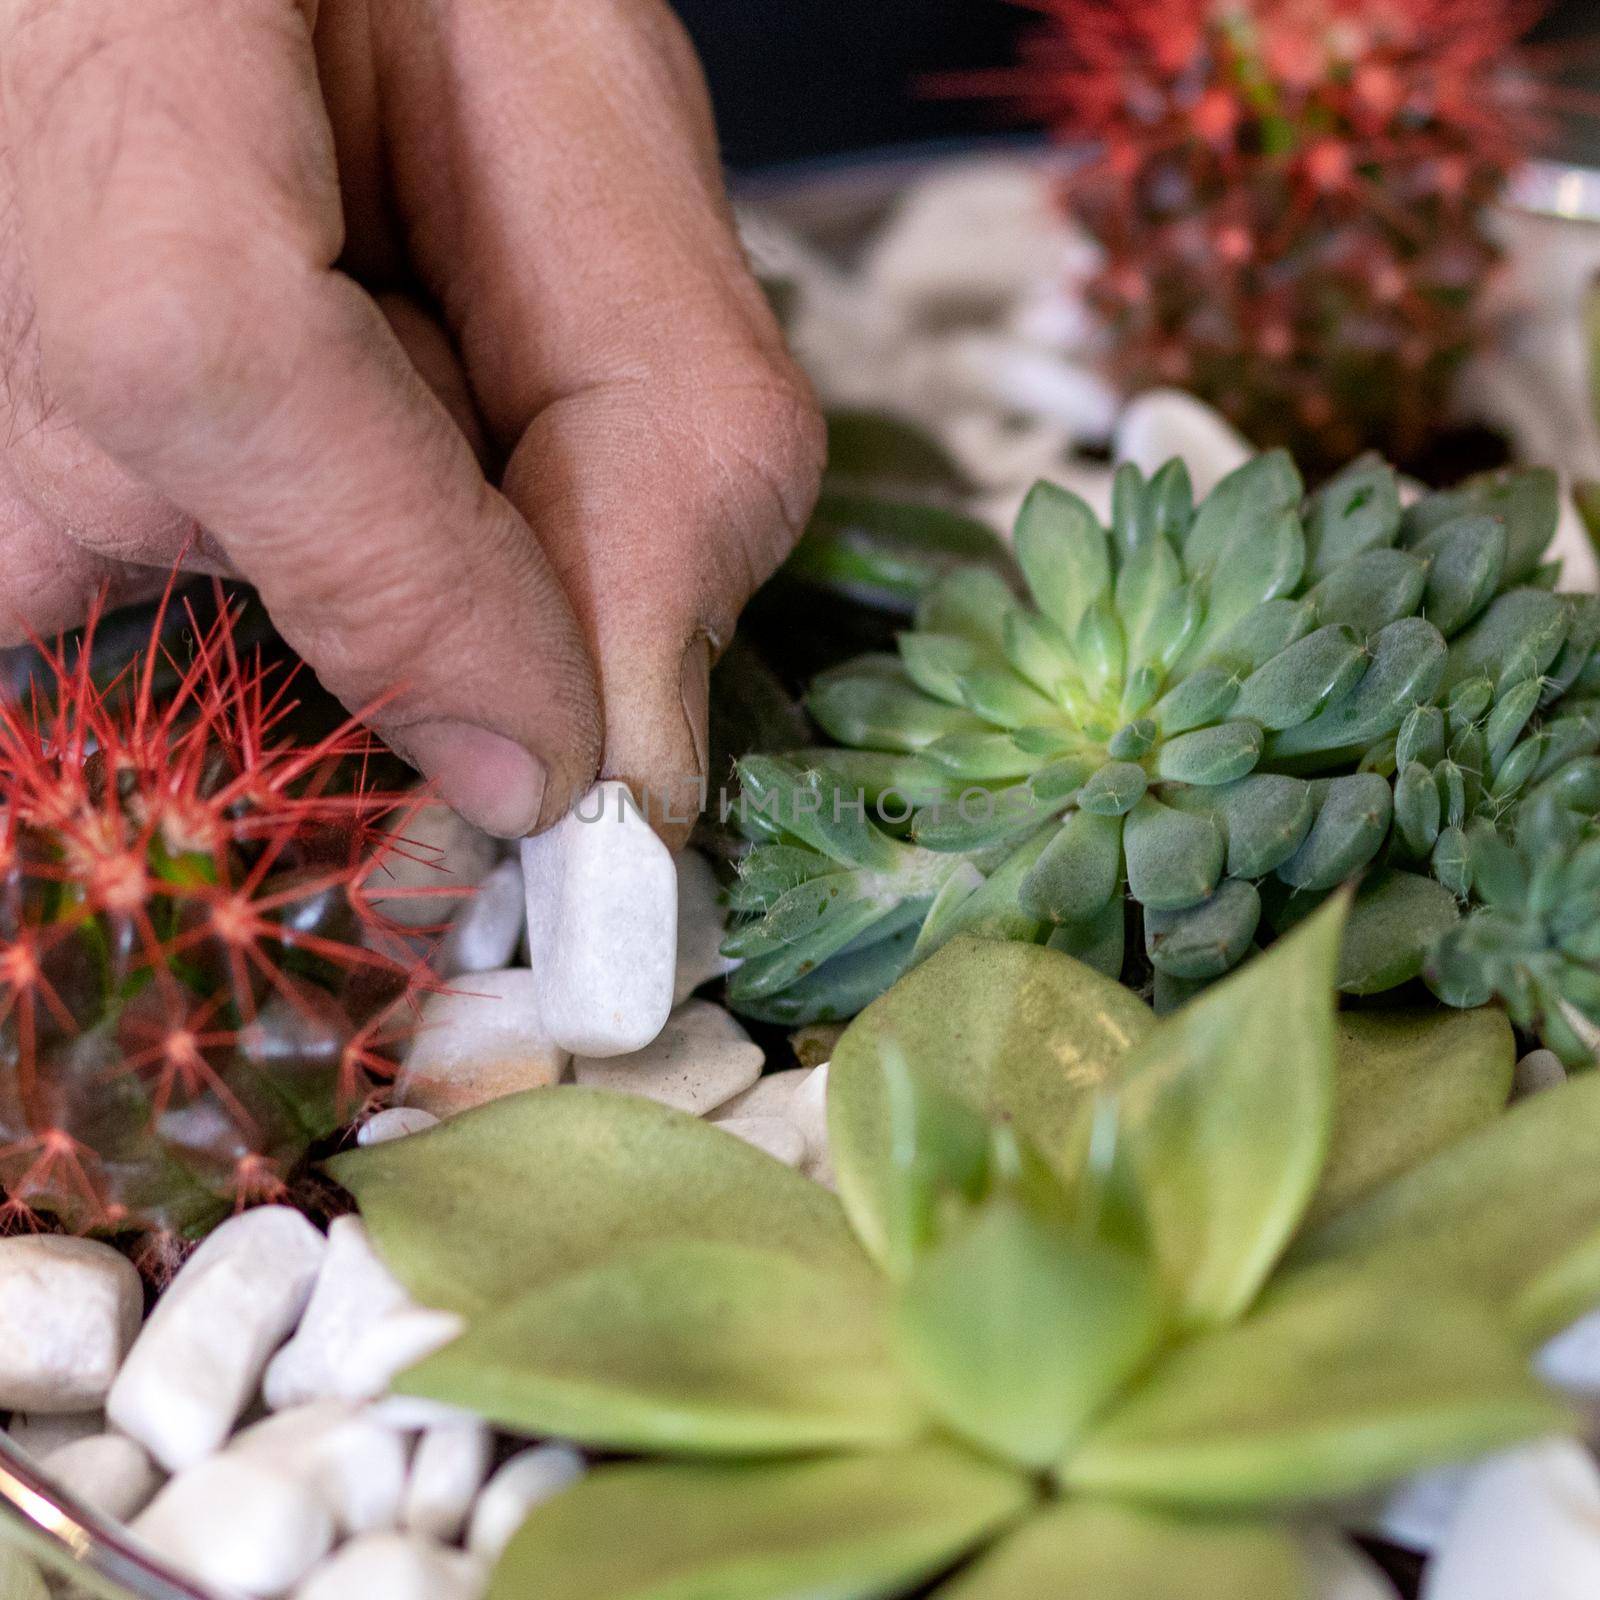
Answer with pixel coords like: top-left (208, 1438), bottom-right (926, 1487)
top-left (370, 0), bottom-right (824, 841)
top-left (0, 0), bottom-right (601, 836)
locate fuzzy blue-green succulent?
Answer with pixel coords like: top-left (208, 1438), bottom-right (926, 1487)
top-left (721, 449), bottom-right (1600, 1047)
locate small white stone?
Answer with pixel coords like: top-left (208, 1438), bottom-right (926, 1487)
top-left (0, 1237), bottom-right (142, 1413)
top-left (712, 1067), bottom-right (810, 1123)
top-left (5, 1409), bottom-right (103, 1459)
top-left (364, 803), bottom-right (498, 929)
top-left (1422, 1441), bottom-right (1600, 1600)
top-left (674, 849), bottom-right (738, 1005)
top-left (574, 1000), bottom-right (763, 1116)
top-left (132, 1454), bottom-right (334, 1597)
top-left (264, 1216), bottom-right (417, 1411)
top-left (395, 969), bottom-right (568, 1119)
top-left (231, 1402), bottom-right (409, 1536)
top-left (403, 1417), bottom-right (492, 1543)
top-left (336, 1306), bottom-right (466, 1406)
top-left (108, 1207), bottom-right (326, 1472)
top-left (357, 1106), bottom-right (441, 1147)
top-left (792, 1064), bottom-right (834, 1186)
top-left (1539, 1306), bottom-right (1600, 1398)
top-left (294, 1532), bottom-right (485, 1600)
top-left (40, 1433), bottom-right (160, 1521)
top-left (1516, 1048), bottom-right (1568, 1098)
top-left (467, 1445), bottom-right (587, 1563)
top-left (1368, 1461), bottom-right (1472, 1553)
top-left (438, 858), bottom-right (527, 978)
top-left (366, 1394), bottom-right (481, 1431)
top-left (714, 1115), bottom-right (807, 1168)
top-left (1299, 1526), bottom-right (1395, 1600)
top-left (1115, 389), bottom-right (1253, 498)
top-left (522, 780), bottom-right (678, 1058)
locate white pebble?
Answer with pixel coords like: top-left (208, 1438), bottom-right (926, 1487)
top-left (438, 857), bottom-right (527, 977)
top-left (364, 804), bottom-right (497, 929)
top-left (1539, 1305), bottom-right (1600, 1398)
top-left (0, 1237), bottom-right (142, 1413)
top-left (395, 969), bottom-right (568, 1119)
top-left (403, 1417), bottom-right (492, 1543)
top-left (357, 1106), bottom-right (441, 1146)
top-left (132, 1454), bottom-right (334, 1597)
top-left (712, 1067), bottom-right (810, 1122)
top-left (522, 780), bottom-right (678, 1058)
top-left (574, 1000), bottom-right (763, 1116)
top-left (264, 1216), bottom-right (417, 1411)
top-left (1422, 1441), bottom-right (1600, 1599)
top-left (674, 849), bottom-right (738, 1005)
top-left (336, 1306), bottom-right (466, 1406)
top-left (295, 1532), bottom-right (485, 1600)
top-left (1368, 1461), bottom-right (1472, 1553)
top-left (108, 1207), bottom-right (326, 1471)
top-left (5, 1409), bottom-right (103, 1459)
top-left (232, 1402), bottom-right (409, 1536)
top-left (714, 1115), bottom-right (807, 1168)
top-left (1300, 1526), bottom-right (1395, 1599)
top-left (40, 1433), bottom-right (160, 1521)
top-left (1115, 389), bottom-right (1253, 498)
top-left (468, 1445), bottom-right (587, 1563)
top-left (1515, 1048), bottom-right (1567, 1098)
top-left (791, 1064), bottom-right (834, 1186)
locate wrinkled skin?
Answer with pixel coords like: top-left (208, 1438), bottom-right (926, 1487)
top-left (0, 0), bottom-right (824, 843)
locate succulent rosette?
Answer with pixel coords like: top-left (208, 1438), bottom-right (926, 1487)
top-left (335, 899), bottom-right (1600, 1600)
top-left (720, 449), bottom-right (1600, 1044)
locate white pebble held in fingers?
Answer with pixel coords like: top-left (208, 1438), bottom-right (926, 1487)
top-left (403, 1417), bottom-right (493, 1543)
top-left (40, 1434), bottom-right (160, 1522)
top-left (714, 1115), bottom-right (807, 1168)
top-left (574, 1000), bottom-right (763, 1116)
top-left (264, 1216), bottom-right (418, 1411)
top-left (467, 1445), bottom-right (587, 1563)
top-left (132, 1454), bottom-right (335, 1598)
top-left (231, 1403), bottom-right (409, 1537)
top-left (357, 1106), bottom-right (441, 1147)
top-left (294, 1532), bottom-right (485, 1600)
top-left (108, 1206), bottom-right (326, 1471)
top-left (395, 969), bottom-right (568, 1119)
top-left (674, 848), bottom-right (739, 1005)
top-left (1422, 1442), bottom-right (1600, 1599)
top-left (522, 781), bottom-right (678, 1057)
top-left (1114, 389), bottom-right (1253, 498)
top-left (438, 857), bottom-right (526, 978)
top-left (364, 804), bottom-right (498, 929)
top-left (0, 1236), bottom-right (143, 1412)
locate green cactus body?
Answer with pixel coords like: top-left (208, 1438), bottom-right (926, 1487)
top-left (724, 452), bottom-right (1600, 1045)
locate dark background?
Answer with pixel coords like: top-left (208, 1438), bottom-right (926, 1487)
top-left (670, 0), bottom-right (1599, 171)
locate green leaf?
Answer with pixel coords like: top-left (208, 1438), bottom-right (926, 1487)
top-left (829, 937), bottom-right (1155, 1270)
top-left (1184, 450), bottom-right (1304, 577)
top-left (399, 1240), bottom-right (920, 1455)
top-left (1273, 774), bottom-right (1391, 892)
top-left (1013, 481), bottom-right (1111, 635)
top-left (1285, 1073), bottom-right (1600, 1344)
top-left (1123, 795), bottom-right (1224, 911)
top-left (1067, 1275), bottom-right (1564, 1507)
top-left (1143, 879), bottom-right (1261, 980)
top-left (934, 1500), bottom-right (1307, 1600)
top-left (1017, 809), bottom-right (1123, 923)
top-left (907, 828), bottom-right (1053, 964)
top-left (894, 1201), bottom-right (1163, 1469)
top-left (1303, 453), bottom-right (1402, 575)
top-left (1153, 722), bottom-right (1263, 786)
top-left (328, 1089), bottom-right (869, 1316)
top-left (490, 1445), bottom-right (1035, 1600)
top-left (1404, 466), bottom-right (1558, 586)
top-left (810, 659), bottom-right (988, 753)
top-left (1230, 624), bottom-right (1367, 730)
top-left (1078, 897), bottom-right (1345, 1329)
top-left (1332, 868), bottom-right (1460, 994)
top-left (1305, 1006), bottom-right (1513, 1228)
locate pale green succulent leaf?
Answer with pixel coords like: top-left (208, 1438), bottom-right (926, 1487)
top-left (810, 659), bottom-right (989, 752)
top-left (933, 1501), bottom-right (1308, 1600)
top-left (1303, 452), bottom-right (1402, 575)
top-left (1153, 721), bottom-right (1264, 786)
top-left (828, 936), bottom-right (1155, 1270)
top-left (1184, 512), bottom-right (1307, 664)
top-left (1286, 1073), bottom-right (1600, 1344)
top-left (1066, 1275), bottom-right (1564, 1507)
top-left (898, 633), bottom-right (989, 705)
top-left (1077, 761), bottom-right (1148, 816)
top-left (1076, 896), bottom-right (1344, 1328)
top-left (1113, 531), bottom-right (1183, 670)
top-left (1305, 1005), bottom-right (1514, 1228)
top-left (1274, 774), bottom-right (1392, 892)
top-left (1413, 514), bottom-right (1507, 636)
top-left (1393, 761), bottom-right (1443, 858)
top-left (732, 920), bottom-right (923, 1027)
top-left (1442, 589), bottom-right (1569, 696)
top-left (1018, 809), bottom-right (1123, 923)
top-left (1046, 899), bottom-right (1126, 979)
top-left (1183, 449), bottom-right (1304, 577)
top-left (1331, 867), bottom-right (1460, 993)
top-left (1143, 878), bottom-right (1262, 980)
top-left (1403, 466), bottom-right (1558, 586)
top-left (1123, 795), bottom-right (1224, 911)
top-left (894, 1201), bottom-right (1163, 1469)
top-left (1013, 480), bottom-right (1112, 635)
top-left (1199, 598), bottom-right (1315, 675)
top-left (489, 1446), bottom-right (1036, 1600)
top-left (908, 829), bottom-right (1053, 963)
top-left (916, 567), bottom-right (1017, 654)
top-left (1151, 665), bottom-right (1242, 736)
top-left (398, 1240), bottom-right (919, 1455)
top-left (1231, 624), bottom-right (1366, 730)
top-left (328, 1089), bottom-right (870, 1316)
top-left (1307, 548), bottom-right (1426, 636)
top-left (1195, 774), bottom-right (1315, 878)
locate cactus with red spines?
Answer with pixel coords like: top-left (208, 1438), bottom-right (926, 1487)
top-left (1006, 0), bottom-right (1541, 472)
top-left (0, 581), bottom-right (432, 1252)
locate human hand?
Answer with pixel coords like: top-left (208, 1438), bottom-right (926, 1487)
top-left (0, 0), bottom-right (822, 843)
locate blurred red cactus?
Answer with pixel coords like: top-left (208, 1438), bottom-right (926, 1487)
top-left (0, 577), bottom-right (435, 1254)
top-left (992, 0), bottom-right (1546, 469)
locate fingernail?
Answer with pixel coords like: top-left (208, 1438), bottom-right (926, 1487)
top-left (680, 633), bottom-right (711, 791)
top-left (395, 720), bottom-right (549, 839)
